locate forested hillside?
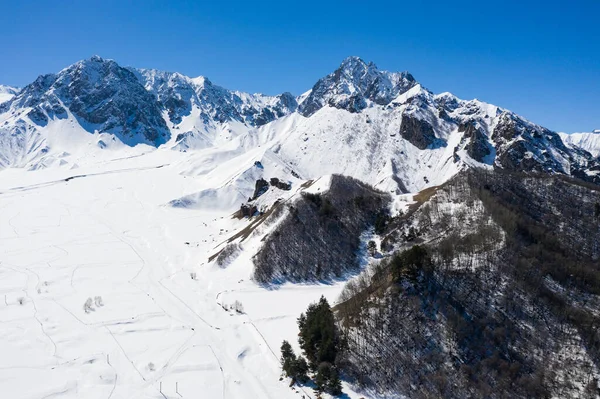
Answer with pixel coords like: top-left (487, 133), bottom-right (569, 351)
top-left (334, 170), bottom-right (600, 398)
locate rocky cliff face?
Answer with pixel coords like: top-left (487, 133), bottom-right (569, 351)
top-left (399, 113), bottom-right (438, 150)
top-left (131, 68), bottom-right (298, 128)
top-left (11, 56), bottom-right (170, 146)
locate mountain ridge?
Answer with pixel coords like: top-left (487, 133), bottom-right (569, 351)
top-left (1, 55), bottom-right (598, 191)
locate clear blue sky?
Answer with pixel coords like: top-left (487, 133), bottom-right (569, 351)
top-left (1, 0), bottom-right (598, 133)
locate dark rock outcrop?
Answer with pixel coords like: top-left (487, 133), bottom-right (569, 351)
top-left (236, 203), bottom-right (258, 218)
top-left (459, 122), bottom-right (491, 162)
top-left (399, 113), bottom-right (437, 150)
top-left (251, 178), bottom-right (269, 200)
top-left (269, 177), bottom-right (291, 190)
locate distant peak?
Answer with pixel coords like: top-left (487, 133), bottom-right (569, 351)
top-left (89, 55), bottom-right (106, 63)
top-left (340, 55), bottom-right (367, 66)
top-left (337, 56), bottom-right (377, 72)
top-left (66, 55), bottom-right (115, 72)
top-left (0, 85), bottom-right (19, 93)
top-left (191, 76), bottom-right (210, 87)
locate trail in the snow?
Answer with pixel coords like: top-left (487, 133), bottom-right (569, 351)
top-left (0, 163), bottom-right (168, 194)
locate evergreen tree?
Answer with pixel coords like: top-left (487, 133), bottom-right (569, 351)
top-left (367, 240), bottom-right (377, 256)
top-left (327, 366), bottom-right (343, 396)
top-left (294, 356), bottom-right (310, 384)
top-left (390, 245), bottom-right (433, 283)
top-left (374, 210), bottom-right (390, 234)
top-left (280, 340), bottom-right (310, 384)
top-left (314, 362), bottom-right (343, 396)
top-left (296, 297), bottom-right (343, 395)
top-left (314, 363), bottom-right (329, 396)
top-left (280, 340), bottom-right (297, 378)
top-left (297, 296), bottom-right (339, 369)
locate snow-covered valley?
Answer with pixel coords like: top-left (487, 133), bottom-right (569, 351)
top-left (0, 149), bottom-right (368, 399)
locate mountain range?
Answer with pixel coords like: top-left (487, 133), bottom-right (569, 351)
top-left (1, 55), bottom-right (599, 190)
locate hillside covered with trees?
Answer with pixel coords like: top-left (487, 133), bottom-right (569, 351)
top-left (333, 170), bottom-right (600, 398)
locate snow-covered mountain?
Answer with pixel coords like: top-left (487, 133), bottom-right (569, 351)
top-left (559, 131), bottom-right (600, 158)
top-left (0, 55), bottom-right (598, 188)
top-left (0, 85), bottom-right (19, 104)
top-left (298, 56), bottom-right (417, 116)
top-left (131, 68), bottom-right (297, 150)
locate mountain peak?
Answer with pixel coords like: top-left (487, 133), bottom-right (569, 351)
top-left (75, 55), bottom-right (114, 69)
top-left (336, 56), bottom-right (380, 77)
top-left (89, 55), bottom-right (105, 62)
top-left (298, 56), bottom-right (418, 116)
top-left (339, 55), bottom-right (370, 69)
top-left (10, 54), bottom-right (170, 146)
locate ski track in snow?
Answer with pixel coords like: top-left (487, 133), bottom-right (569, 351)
top-left (0, 153), bottom-right (375, 399)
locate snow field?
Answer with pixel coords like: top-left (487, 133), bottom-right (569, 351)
top-left (0, 151), bottom-right (374, 399)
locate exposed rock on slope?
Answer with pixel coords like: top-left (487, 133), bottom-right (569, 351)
top-left (399, 113), bottom-right (438, 150)
top-left (458, 121), bottom-right (491, 162)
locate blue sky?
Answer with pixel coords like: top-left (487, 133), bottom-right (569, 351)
top-left (1, 0), bottom-right (598, 132)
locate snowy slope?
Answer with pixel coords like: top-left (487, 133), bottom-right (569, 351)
top-left (0, 98), bottom-right (154, 169)
top-left (559, 131), bottom-right (600, 158)
top-left (0, 85), bottom-right (19, 104)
